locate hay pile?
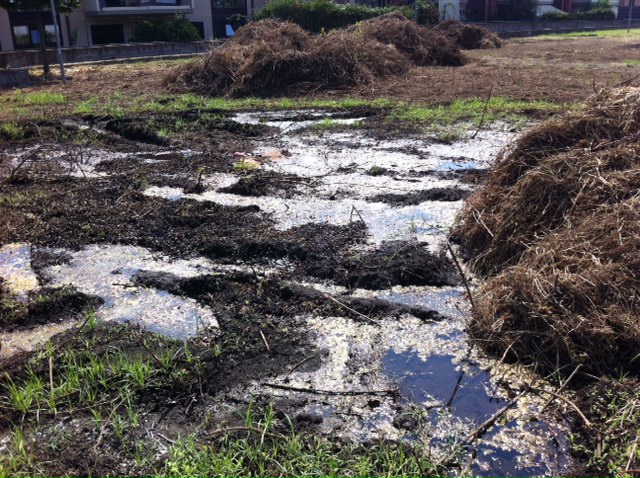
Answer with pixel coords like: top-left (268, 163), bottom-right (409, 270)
top-left (433, 20), bottom-right (502, 49)
top-left (165, 15), bottom-right (463, 96)
top-left (452, 87), bottom-right (640, 374)
top-left (350, 13), bottom-right (464, 66)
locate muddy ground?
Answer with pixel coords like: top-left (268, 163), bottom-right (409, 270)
top-left (3, 33), bottom-right (640, 123)
top-left (0, 106), bottom-right (587, 477)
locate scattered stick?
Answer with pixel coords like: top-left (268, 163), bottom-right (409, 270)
top-left (139, 338), bottom-right (167, 370)
top-left (259, 329), bottom-right (271, 352)
top-left (445, 241), bottom-right (475, 312)
top-left (626, 435), bottom-right (639, 474)
top-left (48, 355), bottom-right (55, 393)
top-left (156, 433), bottom-right (176, 445)
top-left (471, 84), bottom-right (494, 139)
top-left (438, 388), bottom-right (527, 466)
top-left (285, 354), bottom-right (317, 379)
top-left (208, 426), bottom-right (286, 441)
top-left (349, 205), bottom-right (366, 224)
top-left (94, 396), bottom-right (126, 453)
top-left (540, 364), bottom-right (581, 413)
top-left (530, 386), bottom-right (592, 427)
top-left (323, 293), bottom-right (378, 325)
top-left (262, 382), bottom-right (396, 397)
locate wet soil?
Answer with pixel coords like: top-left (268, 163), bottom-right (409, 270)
top-left (218, 170), bottom-right (306, 198)
top-left (0, 110), bottom-right (575, 477)
top-left (0, 285), bottom-right (101, 332)
top-left (368, 187), bottom-right (471, 206)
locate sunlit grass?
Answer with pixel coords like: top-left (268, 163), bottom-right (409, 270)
top-left (5, 90), bottom-right (66, 105)
top-left (526, 28), bottom-right (640, 39)
top-left (392, 97), bottom-right (562, 125)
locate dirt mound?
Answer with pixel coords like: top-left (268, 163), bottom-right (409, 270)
top-left (433, 20), bottom-right (502, 49)
top-left (165, 17), bottom-right (464, 96)
top-left (352, 13), bottom-right (465, 66)
top-left (452, 87), bottom-right (640, 374)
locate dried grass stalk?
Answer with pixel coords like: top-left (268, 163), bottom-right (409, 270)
top-left (453, 87), bottom-right (640, 373)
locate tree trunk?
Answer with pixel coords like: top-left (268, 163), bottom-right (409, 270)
top-left (36, 12), bottom-right (50, 76)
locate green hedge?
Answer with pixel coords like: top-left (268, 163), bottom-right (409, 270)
top-left (255, 0), bottom-right (439, 32)
top-left (131, 13), bottom-right (202, 42)
top-left (540, 0), bottom-right (615, 20)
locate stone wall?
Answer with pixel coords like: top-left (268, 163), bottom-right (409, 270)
top-left (0, 40), bottom-right (215, 69)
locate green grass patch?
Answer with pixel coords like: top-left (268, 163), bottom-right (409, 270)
top-left (392, 97), bottom-right (562, 126)
top-left (136, 94), bottom-right (394, 115)
top-left (572, 377), bottom-right (640, 476)
top-left (0, 121), bottom-right (25, 140)
top-left (165, 405), bottom-right (441, 477)
top-left (623, 58), bottom-right (640, 67)
top-left (6, 90), bottom-right (66, 106)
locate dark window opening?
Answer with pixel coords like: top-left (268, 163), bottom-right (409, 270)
top-left (91, 24), bottom-right (126, 44)
top-left (191, 21), bottom-right (205, 39)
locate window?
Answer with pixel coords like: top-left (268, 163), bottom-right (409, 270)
top-left (45, 25), bottom-right (58, 46)
top-left (12, 24), bottom-right (57, 48)
top-left (13, 26), bottom-right (30, 47)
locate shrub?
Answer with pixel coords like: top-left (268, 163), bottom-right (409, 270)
top-left (573, 0), bottom-right (615, 20)
top-left (540, 0), bottom-right (615, 20)
top-left (539, 10), bottom-right (571, 20)
top-left (131, 13), bottom-right (202, 42)
top-left (255, 0), bottom-right (438, 32)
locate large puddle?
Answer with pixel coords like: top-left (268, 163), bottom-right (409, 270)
top-left (0, 111), bottom-right (572, 476)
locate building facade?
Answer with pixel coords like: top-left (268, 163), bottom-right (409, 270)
top-left (0, 0), bottom-right (268, 51)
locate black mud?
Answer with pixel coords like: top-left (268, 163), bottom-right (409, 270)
top-left (133, 271), bottom-right (445, 323)
top-left (0, 285), bottom-right (102, 333)
top-left (304, 240), bottom-right (460, 290)
top-left (218, 170), bottom-right (307, 198)
top-left (367, 187), bottom-right (471, 206)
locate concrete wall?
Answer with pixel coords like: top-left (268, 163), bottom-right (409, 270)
top-left (189, 2), bottom-right (214, 39)
top-left (0, 9), bottom-right (14, 51)
top-left (0, 40), bottom-right (213, 69)
top-left (480, 18), bottom-right (640, 35)
top-left (0, 69), bottom-right (30, 87)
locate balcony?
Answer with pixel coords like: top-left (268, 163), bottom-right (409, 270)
top-left (85, 0), bottom-right (193, 16)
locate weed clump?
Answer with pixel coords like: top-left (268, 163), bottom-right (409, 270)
top-left (452, 87), bottom-right (640, 374)
top-left (432, 20), bottom-right (501, 49)
top-left (165, 16), bottom-right (464, 96)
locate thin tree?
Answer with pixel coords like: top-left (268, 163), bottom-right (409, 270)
top-left (0, 0), bottom-right (79, 75)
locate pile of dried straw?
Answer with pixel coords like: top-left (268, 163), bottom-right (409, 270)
top-left (433, 20), bottom-right (502, 49)
top-left (453, 87), bottom-right (640, 374)
top-left (350, 13), bottom-right (464, 66)
top-left (165, 15), bottom-right (463, 96)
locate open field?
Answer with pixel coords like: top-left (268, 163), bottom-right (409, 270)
top-left (1, 30), bottom-right (639, 477)
top-left (2, 29), bottom-right (640, 119)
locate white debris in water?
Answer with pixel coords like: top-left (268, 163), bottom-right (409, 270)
top-left (0, 320), bottom-right (78, 359)
top-left (44, 244), bottom-right (221, 338)
top-left (6, 147), bottom-right (195, 179)
top-left (144, 185), bottom-right (458, 246)
top-left (256, 310), bottom-right (571, 476)
top-left (144, 119), bottom-right (514, 247)
top-left (0, 243), bottom-right (39, 298)
top-left (230, 110), bottom-right (366, 132)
